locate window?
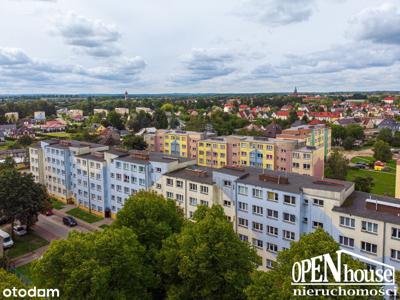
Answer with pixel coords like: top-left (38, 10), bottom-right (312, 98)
top-left (392, 227), bottom-right (400, 239)
top-left (238, 185), bottom-right (248, 195)
top-left (252, 205), bottom-right (263, 215)
top-left (176, 180), bottom-right (183, 188)
top-left (252, 221), bottom-right (263, 232)
top-left (156, 167), bottom-right (162, 173)
top-left (312, 221), bottom-right (323, 229)
top-left (267, 192), bottom-right (278, 202)
top-left (391, 249), bottom-right (400, 261)
top-left (189, 183), bottom-right (197, 191)
top-left (267, 209), bottom-right (278, 219)
top-left (166, 178), bottom-right (173, 186)
top-left (283, 230), bottom-right (295, 240)
top-left (339, 236), bottom-right (354, 248)
top-left (361, 241), bottom-right (377, 254)
top-left (223, 180), bottom-right (232, 187)
top-left (166, 192), bottom-right (173, 199)
top-left (267, 226), bottom-right (278, 236)
top-left (313, 199), bottom-right (324, 207)
top-left (238, 202), bottom-right (248, 211)
top-left (283, 213), bottom-right (296, 223)
top-left (283, 195), bottom-right (296, 205)
top-left (200, 200), bottom-right (209, 206)
top-left (224, 200), bottom-right (231, 207)
top-left (238, 218), bottom-right (249, 228)
top-left (189, 197), bottom-right (197, 206)
top-left (252, 238), bottom-right (263, 249)
top-left (252, 188), bottom-right (263, 199)
top-left (266, 259), bottom-right (274, 269)
top-left (239, 234), bottom-right (248, 242)
top-left (200, 185), bottom-right (209, 194)
top-left (303, 164), bottom-right (311, 170)
top-left (176, 194), bottom-right (184, 202)
top-left (340, 216), bottom-right (355, 229)
top-left (266, 242), bottom-right (278, 253)
top-left (361, 221), bottom-right (378, 234)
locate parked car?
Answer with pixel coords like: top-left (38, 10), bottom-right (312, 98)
top-left (63, 216), bottom-right (77, 227)
top-left (0, 216), bottom-right (9, 225)
top-left (354, 163), bottom-right (367, 169)
top-left (0, 229), bottom-right (14, 248)
top-left (13, 225), bottom-right (27, 236)
top-left (44, 209), bottom-right (53, 216)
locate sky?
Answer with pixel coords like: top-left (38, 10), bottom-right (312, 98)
top-left (0, 0), bottom-right (399, 94)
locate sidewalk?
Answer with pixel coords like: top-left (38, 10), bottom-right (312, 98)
top-left (54, 205), bottom-right (114, 231)
top-left (11, 245), bottom-right (49, 268)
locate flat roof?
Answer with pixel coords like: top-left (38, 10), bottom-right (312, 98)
top-left (76, 153), bottom-right (106, 162)
top-left (216, 167), bottom-right (352, 194)
top-left (165, 166), bottom-right (214, 185)
top-left (114, 152), bottom-right (193, 165)
top-left (332, 191), bottom-right (400, 225)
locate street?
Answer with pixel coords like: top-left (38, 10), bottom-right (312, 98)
top-left (33, 214), bottom-right (90, 240)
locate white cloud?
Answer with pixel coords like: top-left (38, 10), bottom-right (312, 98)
top-left (350, 2), bottom-right (400, 45)
top-left (54, 12), bottom-right (122, 57)
top-left (237, 0), bottom-right (316, 26)
top-left (170, 48), bottom-right (238, 85)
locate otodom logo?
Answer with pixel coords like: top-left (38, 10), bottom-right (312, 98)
top-left (291, 249), bottom-right (396, 297)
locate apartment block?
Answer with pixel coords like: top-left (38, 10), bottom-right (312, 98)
top-left (155, 165), bottom-right (400, 272)
top-left (144, 129), bottom-right (210, 159)
top-left (277, 124), bottom-right (331, 159)
top-left (29, 140), bottom-right (195, 217)
top-left (30, 140), bottom-right (108, 203)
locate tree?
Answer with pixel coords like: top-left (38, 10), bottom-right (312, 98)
top-left (325, 149), bottom-right (348, 180)
top-left (161, 103), bottom-right (174, 112)
top-left (32, 228), bottom-right (154, 300)
top-left (391, 131), bottom-right (400, 147)
top-left (331, 125), bottom-right (346, 146)
top-left (354, 175), bottom-right (374, 193)
top-left (114, 191), bottom-right (184, 253)
top-left (169, 116), bottom-right (179, 129)
top-left (288, 109), bottom-right (298, 124)
top-left (158, 205), bottom-right (260, 300)
top-left (0, 268), bottom-right (26, 292)
top-left (17, 134), bottom-right (33, 147)
top-left (345, 124), bottom-right (364, 140)
top-left (122, 135), bottom-right (148, 150)
top-left (342, 136), bottom-right (355, 150)
top-left (106, 111), bottom-right (125, 130)
top-left (245, 229), bottom-right (377, 300)
top-left (373, 140), bottom-right (392, 162)
top-left (152, 110), bottom-right (168, 129)
top-left (0, 168), bottom-right (49, 234)
top-left (377, 128), bottom-right (393, 144)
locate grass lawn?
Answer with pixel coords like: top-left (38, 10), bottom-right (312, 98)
top-left (14, 261), bottom-right (34, 283)
top-left (347, 168), bottom-right (395, 197)
top-left (66, 207), bottom-right (103, 223)
top-left (49, 197), bottom-right (65, 210)
top-left (43, 132), bottom-right (72, 139)
top-left (0, 140), bottom-right (17, 151)
top-left (350, 156), bottom-right (396, 174)
top-left (5, 233), bottom-right (49, 259)
top-left (99, 224), bottom-right (109, 229)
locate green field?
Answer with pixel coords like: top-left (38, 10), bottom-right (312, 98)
top-left (5, 233), bottom-right (49, 259)
top-left (14, 261), bottom-right (34, 283)
top-left (0, 140), bottom-right (18, 151)
top-left (66, 207), bottom-right (103, 223)
top-left (49, 197), bottom-right (65, 210)
top-left (348, 156), bottom-right (395, 196)
top-left (43, 132), bottom-right (72, 139)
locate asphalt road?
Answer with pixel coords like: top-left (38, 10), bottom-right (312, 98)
top-left (33, 214), bottom-right (90, 240)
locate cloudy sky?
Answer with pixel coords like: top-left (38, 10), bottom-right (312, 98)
top-left (0, 0), bottom-right (399, 93)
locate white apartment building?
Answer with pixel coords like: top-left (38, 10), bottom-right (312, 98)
top-left (156, 165), bottom-right (400, 272)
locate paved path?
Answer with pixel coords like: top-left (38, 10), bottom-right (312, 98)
top-left (343, 148), bottom-right (374, 160)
